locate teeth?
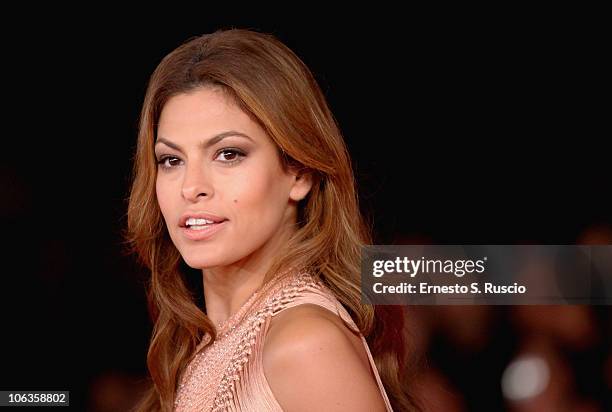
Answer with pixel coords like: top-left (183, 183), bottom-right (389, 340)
top-left (186, 217), bottom-right (215, 227)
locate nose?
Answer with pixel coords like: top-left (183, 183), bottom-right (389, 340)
top-left (181, 162), bottom-right (213, 202)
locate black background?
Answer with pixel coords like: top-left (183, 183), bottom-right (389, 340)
top-left (1, 11), bottom-right (609, 411)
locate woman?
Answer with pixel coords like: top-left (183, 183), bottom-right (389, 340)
top-left (126, 28), bottom-right (415, 411)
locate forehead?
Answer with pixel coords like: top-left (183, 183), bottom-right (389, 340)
top-left (157, 88), bottom-right (260, 140)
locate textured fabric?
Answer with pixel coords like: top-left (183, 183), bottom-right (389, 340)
top-left (174, 270), bottom-right (394, 411)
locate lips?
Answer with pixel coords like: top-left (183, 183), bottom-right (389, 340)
top-left (181, 220), bottom-right (228, 241)
top-left (179, 212), bottom-right (228, 228)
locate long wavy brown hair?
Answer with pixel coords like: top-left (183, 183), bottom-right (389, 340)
top-left (126, 28), bottom-right (418, 411)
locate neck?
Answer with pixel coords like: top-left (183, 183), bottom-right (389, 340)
top-left (202, 222), bottom-right (296, 328)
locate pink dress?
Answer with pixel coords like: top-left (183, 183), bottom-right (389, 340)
top-left (174, 270), bottom-right (394, 411)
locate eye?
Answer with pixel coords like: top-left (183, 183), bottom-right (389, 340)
top-left (156, 155), bottom-right (183, 170)
top-left (215, 148), bottom-right (246, 165)
top-left (155, 149), bottom-right (246, 170)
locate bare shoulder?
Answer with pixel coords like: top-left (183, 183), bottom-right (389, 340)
top-left (262, 304), bottom-right (387, 412)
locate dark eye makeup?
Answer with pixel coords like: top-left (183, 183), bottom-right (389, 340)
top-left (155, 147), bottom-right (247, 170)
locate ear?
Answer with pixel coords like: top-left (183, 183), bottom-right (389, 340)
top-left (289, 171), bottom-right (313, 202)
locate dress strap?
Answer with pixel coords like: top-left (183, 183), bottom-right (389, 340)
top-left (270, 282), bottom-right (361, 334)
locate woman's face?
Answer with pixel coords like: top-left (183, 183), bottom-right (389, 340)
top-left (155, 87), bottom-right (311, 269)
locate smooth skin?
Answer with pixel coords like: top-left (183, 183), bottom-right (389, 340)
top-left (264, 304), bottom-right (388, 411)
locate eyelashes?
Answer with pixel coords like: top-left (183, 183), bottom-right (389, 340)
top-left (156, 148), bottom-right (247, 170)
top-left (215, 148), bottom-right (246, 164)
top-left (156, 156), bottom-right (182, 169)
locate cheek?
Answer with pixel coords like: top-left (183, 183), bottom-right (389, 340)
top-left (155, 179), bottom-right (164, 210)
top-left (155, 177), bottom-right (175, 222)
top-left (227, 168), bottom-right (290, 231)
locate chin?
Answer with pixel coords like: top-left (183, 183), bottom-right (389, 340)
top-left (182, 256), bottom-right (219, 270)
top-left (181, 250), bottom-right (236, 270)
top-left (180, 244), bottom-right (258, 271)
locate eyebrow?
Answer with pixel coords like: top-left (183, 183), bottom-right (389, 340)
top-left (154, 131), bottom-right (254, 152)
